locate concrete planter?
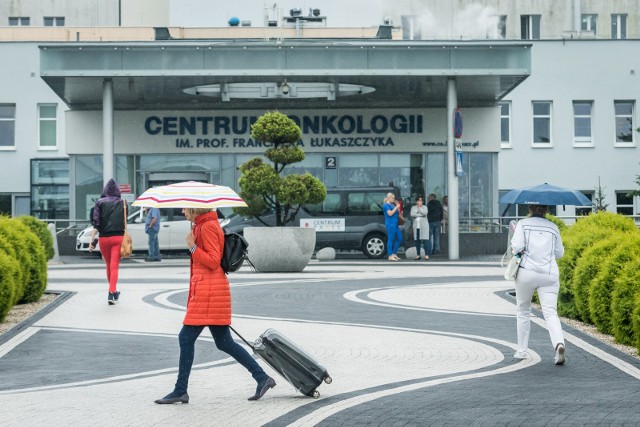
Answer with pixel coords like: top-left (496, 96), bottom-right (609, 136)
top-left (244, 227), bottom-right (316, 272)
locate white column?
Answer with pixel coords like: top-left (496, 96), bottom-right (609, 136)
top-left (573, 0), bottom-right (582, 33)
top-left (447, 78), bottom-right (459, 260)
top-left (102, 78), bottom-right (114, 185)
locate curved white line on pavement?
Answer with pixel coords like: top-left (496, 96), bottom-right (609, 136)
top-left (288, 357), bottom-right (539, 427)
top-left (344, 286), bottom-right (515, 318)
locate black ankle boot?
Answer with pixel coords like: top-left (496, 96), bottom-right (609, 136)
top-left (248, 377), bottom-right (276, 401)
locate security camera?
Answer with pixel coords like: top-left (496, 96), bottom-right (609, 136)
top-left (281, 82), bottom-right (290, 95)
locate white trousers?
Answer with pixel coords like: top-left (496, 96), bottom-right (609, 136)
top-left (515, 267), bottom-right (565, 353)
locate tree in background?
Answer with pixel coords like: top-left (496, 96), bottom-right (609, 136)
top-left (593, 176), bottom-right (608, 212)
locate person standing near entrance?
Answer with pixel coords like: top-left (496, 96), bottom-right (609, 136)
top-left (427, 194), bottom-right (443, 254)
top-left (89, 178), bottom-right (126, 305)
top-left (145, 207), bottom-right (161, 262)
top-left (410, 196), bottom-right (430, 260)
top-left (155, 207), bottom-right (276, 404)
top-left (383, 193), bottom-right (402, 261)
top-left (511, 205), bottom-right (566, 365)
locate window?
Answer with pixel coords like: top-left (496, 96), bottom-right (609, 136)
top-left (573, 101), bottom-right (593, 146)
top-left (614, 101), bottom-right (634, 145)
top-left (520, 15), bottom-right (541, 40)
top-left (611, 14), bottom-right (627, 39)
top-left (499, 102), bottom-right (511, 147)
top-left (488, 15), bottom-right (506, 39)
top-left (532, 101), bottom-right (552, 145)
top-left (616, 192), bottom-right (634, 215)
top-left (575, 192), bottom-right (594, 216)
top-left (8, 16), bottom-right (30, 26)
top-left (39, 104), bottom-right (57, 149)
top-left (31, 159), bottom-right (70, 220)
top-left (43, 16), bottom-right (65, 26)
top-left (581, 14), bottom-right (597, 34)
top-left (0, 104), bottom-right (16, 149)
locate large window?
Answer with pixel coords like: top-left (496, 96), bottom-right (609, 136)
top-left (614, 101), bottom-right (634, 145)
top-left (575, 192), bottom-right (594, 216)
top-left (532, 101), bottom-right (552, 146)
top-left (581, 14), bottom-right (597, 35)
top-left (39, 104), bottom-right (57, 149)
top-left (616, 192), bottom-right (634, 215)
top-left (573, 101), bottom-right (593, 146)
top-left (0, 104), bottom-right (16, 149)
top-left (520, 15), bottom-right (541, 40)
top-left (43, 16), bottom-right (65, 26)
top-left (499, 102), bottom-right (511, 147)
top-left (611, 14), bottom-right (627, 39)
top-left (8, 17), bottom-right (30, 26)
top-left (31, 159), bottom-right (70, 220)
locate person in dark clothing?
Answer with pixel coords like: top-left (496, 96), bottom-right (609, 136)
top-left (89, 179), bottom-right (127, 305)
top-left (426, 194), bottom-right (444, 254)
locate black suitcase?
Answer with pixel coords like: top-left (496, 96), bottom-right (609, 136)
top-left (231, 327), bottom-right (332, 398)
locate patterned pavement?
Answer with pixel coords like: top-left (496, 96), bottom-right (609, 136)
top-left (1, 257), bottom-right (640, 426)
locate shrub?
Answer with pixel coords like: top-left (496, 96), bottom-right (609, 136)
top-left (571, 232), bottom-right (627, 323)
top-left (0, 217), bottom-right (28, 305)
top-left (612, 256), bottom-right (640, 347)
top-left (557, 212), bottom-right (637, 318)
top-left (588, 234), bottom-right (640, 335)
top-left (545, 213), bottom-right (567, 232)
top-left (17, 215), bottom-right (55, 260)
top-left (0, 216), bottom-right (47, 304)
top-left (0, 250), bottom-right (20, 322)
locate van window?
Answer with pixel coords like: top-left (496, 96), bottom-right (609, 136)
top-left (348, 192), bottom-right (386, 215)
top-left (306, 192), bottom-right (343, 215)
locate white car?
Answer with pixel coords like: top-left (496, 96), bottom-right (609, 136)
top-left (76, 207), bottom-right (192, 254)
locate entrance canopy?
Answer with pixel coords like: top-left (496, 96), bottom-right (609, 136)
top-left (40, 39), bottom-right (531, 110)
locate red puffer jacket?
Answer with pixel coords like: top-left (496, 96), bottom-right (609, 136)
top-left (183, 211), bottom-right (231, 326)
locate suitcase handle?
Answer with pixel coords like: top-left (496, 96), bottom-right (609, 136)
top-left (229, 325), bottom-right (255, 350)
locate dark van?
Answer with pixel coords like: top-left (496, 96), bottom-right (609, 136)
top-left (221, 186), bottom-right (407, 258)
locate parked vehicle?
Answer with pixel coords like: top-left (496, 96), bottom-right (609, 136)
top-left (221, 186), bottom-right (408, 258)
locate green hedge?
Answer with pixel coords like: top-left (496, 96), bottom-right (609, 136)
top-left (0, 249), bottom-right (20, 322)
top-left (612, 256), bottom-right (640, 347)
top-left (557, 212), bottom-right (637, 318)
top-left (17, 216), bottom-right (55, 260)
top-left (0, 215), bottom-right (48, 313)
top-left (588, 235), bottom-right (640, 335)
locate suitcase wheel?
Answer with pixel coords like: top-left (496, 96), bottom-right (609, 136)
top-left (324, 376), bottom-right (333, 384)
top-left (312, 390), bottom-right (320, 399)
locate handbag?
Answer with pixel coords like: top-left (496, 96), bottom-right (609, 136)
top-left (504, 253), bottom-right (521, 281)
top-left (120, 201), bottom-right (133, 258)
top-left (398, 213), bottom-right (405, 226)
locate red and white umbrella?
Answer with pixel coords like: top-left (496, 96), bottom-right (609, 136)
top-left (132, 181), bottom-right (247, 209)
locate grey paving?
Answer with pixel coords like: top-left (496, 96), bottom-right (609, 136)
top-left (0, 257), bottom-right (639, 426)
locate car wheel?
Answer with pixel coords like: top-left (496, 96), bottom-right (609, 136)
top-left (362, 233), bottom-right (386, 259)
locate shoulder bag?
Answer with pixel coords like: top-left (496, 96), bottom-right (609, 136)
top-left (120, 201), bottom-right (133, 258)
top-left (503, 253), bottom-right (521, 281)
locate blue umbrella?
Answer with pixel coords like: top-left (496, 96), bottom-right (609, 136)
top-left (499, 183), bottom-right (591, 206)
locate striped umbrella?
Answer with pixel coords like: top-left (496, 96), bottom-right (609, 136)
top-left (132, 181), bottom-right (247, 209)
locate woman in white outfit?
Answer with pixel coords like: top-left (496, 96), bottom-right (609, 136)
top-left (410, 196), bottom-right (430, 260)
top-left (511, 205), bottom-right (566, 365)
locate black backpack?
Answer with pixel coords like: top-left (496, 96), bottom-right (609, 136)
top-left (221, 230), bottom-right (251, 273)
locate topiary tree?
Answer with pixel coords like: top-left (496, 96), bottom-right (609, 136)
top-left (588, 234), bottom-right (640, 335)
top-left (236, 111), bottom-right (326, 226)
top-left (17, 215), bottom-right (55, 260)
top-left (0, 217), bottom-right (28, 305)
top-left (0, 250), bottom-right (20, 322)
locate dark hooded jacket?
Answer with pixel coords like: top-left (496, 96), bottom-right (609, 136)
top-left (91, 179), bottom-right (127, 237)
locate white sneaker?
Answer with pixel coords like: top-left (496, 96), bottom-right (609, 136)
top-left (513, 351), bottom-right (527, 359)
top-left (554, 343), bottom-right (565, 365)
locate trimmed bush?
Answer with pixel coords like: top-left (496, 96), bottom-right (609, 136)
top-left (571, 232), bottom-right (627, 323)
top-left (588, 234), bottom-right (640, 335)
top-left (557, 212), bottom-right (637, 318)
top-left (612, 256), bottom-right (640, 347)
top-left (0, 217), bottom-right (28, 305)
top-left (545, 213), bottom-right (567, 232)
top-left (17, 215), bottom-right (55, 260)
top-left (0, 216), bottom-right (48, 304)
top-left (0, 250), bottom-right (20, 322)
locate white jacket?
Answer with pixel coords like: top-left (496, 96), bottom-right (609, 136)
top-left (511, 216), bottom-right (564, 276)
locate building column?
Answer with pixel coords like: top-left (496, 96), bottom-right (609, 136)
top-left (447, 78), bottom-right (459, 260)
top-left (102, 78), bottom-right (114, 184)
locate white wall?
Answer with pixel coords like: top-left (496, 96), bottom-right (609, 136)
top-left (499, 39), bottom-right (640, 212)
top-left (0, 0), bottom-right (120, 26)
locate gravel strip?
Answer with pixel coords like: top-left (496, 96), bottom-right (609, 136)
top-left (0, 293), bottom-right (58, 335)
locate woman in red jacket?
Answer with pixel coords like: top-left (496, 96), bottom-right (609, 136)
top-left (155, 208), bottom-right (275, 404)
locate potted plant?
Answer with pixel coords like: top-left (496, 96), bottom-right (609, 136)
top-left (236, 111), bottom-right (326, 272)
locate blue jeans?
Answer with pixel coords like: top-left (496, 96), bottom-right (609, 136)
top-left (147, 229), bottom-right (160, 260)
top-left (174, 325), bottom-right (267, 395)
top-left (386, 224), bottom-right (402, 256)
top-left (429, 222), bottom-right (441, 253)
top-left (414, 228), bottom-right (429, 256)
